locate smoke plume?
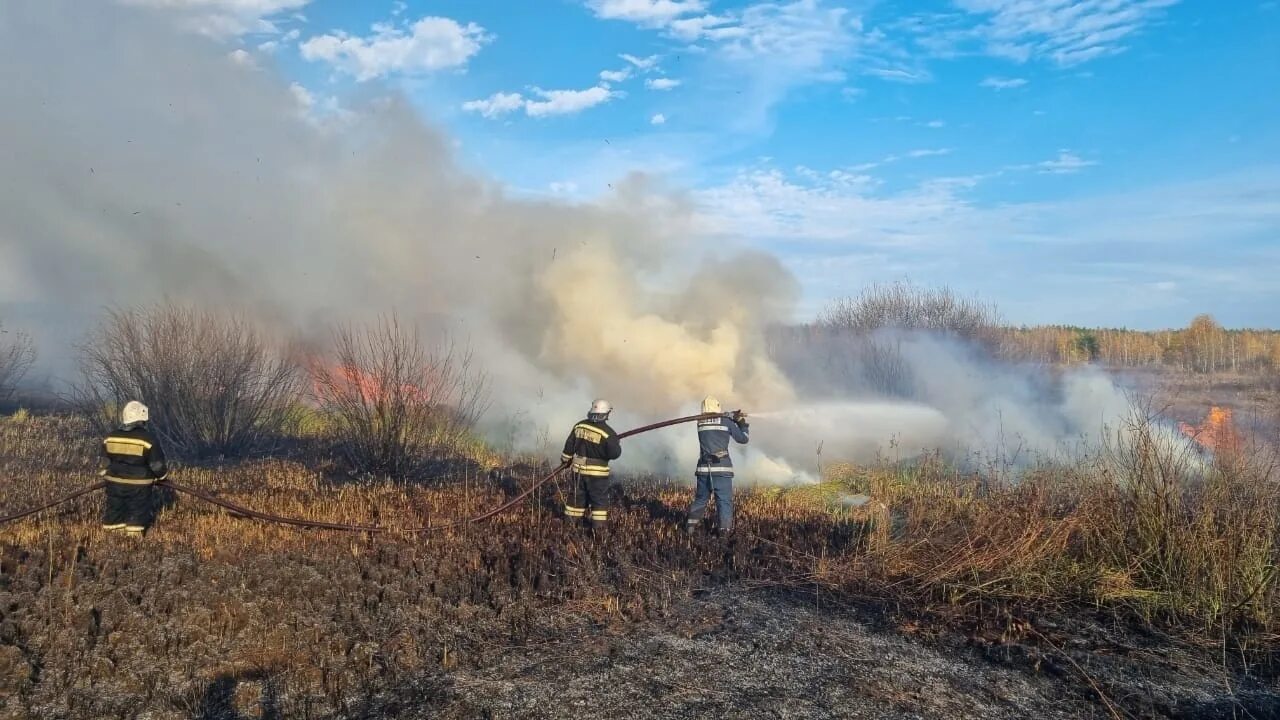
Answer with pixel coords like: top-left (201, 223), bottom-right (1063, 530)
top-left (1, 0), bottom-right (1155, 482)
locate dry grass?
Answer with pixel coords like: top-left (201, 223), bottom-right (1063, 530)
top-left (0, 412), bottom-right (1277, 717)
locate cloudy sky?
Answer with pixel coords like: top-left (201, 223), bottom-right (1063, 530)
top-left (123, 0), bottom-right (1277, 328)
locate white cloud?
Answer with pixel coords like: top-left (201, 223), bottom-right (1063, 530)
top-left (289, 82), bottom-right (314, 109)
top-left (286, 82), bottom-right (348, 126)
top-left (668, 13), bottom-right (746, 40)
top-left (600, 68), bottom-right (632, 82)
top-left (864, 67), bottom-right (931, 83)
top-left (586, 0), bottom-right (708, 27)
top-left (651, 113), bottom-right (667, 124)
top-left (462, 92), bottom-right (526, 118)
top-left (300, 16), bottom-right (491, 81)
top-left (952, 0), bottom-right (1181, 67)
top-left (980, 76), bottom-right (1028, 89)
top-left (259, 27), bottom-right (300, 53)
top-left (1038, 151), bottom-right (1097, 174)
top-left (646, 77), bottom-right (681, 90)
top-left (227, 48), bottom-right (254, 65)
top-left (119, 0), bottom-right (310, 38)
top-left (695, 164), bottom-right (1280, 325)
top-left (601, 1), bottom-right (856, 78)
top-left (583, 2), bottom-right (858, 134)
top-left (525, 86), bottom-right (620, 117)
top-left (620, 53), bottom-right (661, 71)
top-left (697, 1), bottom-right (856, 68)
top-left (906, 148), bottom-right (951, 158)
top-left (463, 86), bottom-right (621, 119)
top-left (841, 87), bottom-right (865, 101)
top-left (924, 119), bottom-right (946, 128)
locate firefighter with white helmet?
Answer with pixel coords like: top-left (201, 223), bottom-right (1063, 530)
top-left (685, 395), bottom-right (748, 536)
top-left (99, 400), bottom-right (168, 537)
top-left (560, 399), bottom-right (622, 529)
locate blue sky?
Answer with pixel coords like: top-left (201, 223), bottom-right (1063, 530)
top-left (144, 0), bottom-right (1277, 328)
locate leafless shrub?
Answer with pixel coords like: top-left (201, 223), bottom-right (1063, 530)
top-left (805, 283), bottom-right (1004, 396)
top-left (71, 304), bottom-right (302, 458)
top-left (820, 281), bottom-right (1002, 344)
top-left (310, 314), bottom-right (490, 481)
top-left (766, 325), bottom-right (919, 398)
top-left (0, 319), bottom-right (36, 404)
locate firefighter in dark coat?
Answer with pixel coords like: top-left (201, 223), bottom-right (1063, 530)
top-left (560, 399), bottom-right (622, 529)
top-left (100, 400), bottom-right (168, 538)
top-left (686, 395), bottom-right (748, 536)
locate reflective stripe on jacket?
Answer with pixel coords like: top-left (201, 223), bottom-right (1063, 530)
top-left (102, 424), bottom-right (168, 484)
top-left (695, 415), bottom-right (748, 475)
top-left (561, 419), bottom-right (622, 477)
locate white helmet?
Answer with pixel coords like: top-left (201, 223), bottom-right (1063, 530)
top-left (589, 398), bottom-right (612, 419)
top-left (701, 396), bottom-right (722, 415)
top-left (121, 400), bottom-right (149, 426)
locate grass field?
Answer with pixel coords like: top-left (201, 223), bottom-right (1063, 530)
top-left (0, 404), bottom-right (1277, 718)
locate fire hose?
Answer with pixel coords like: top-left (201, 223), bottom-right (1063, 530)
top-left (0, 411), bottom-right (739, 533)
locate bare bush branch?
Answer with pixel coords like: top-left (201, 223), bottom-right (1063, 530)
top-left (71, 304), bottom-right (302, 458)
top-left (310, 314), bottom-right (490, 480)
top-left (0, 319), bottom-right (36, 404)
top-left (793, 283), bottom-right (1005, 396)
top-left (820, 281), bottom-right (1002, 344)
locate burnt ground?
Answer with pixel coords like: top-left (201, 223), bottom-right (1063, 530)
top-left (3, 511), bottom-right (1276, 720)
top-left (1, 411), bottom-right (1278, 719)
top-left (182, 585), bottom-right (1280, 720)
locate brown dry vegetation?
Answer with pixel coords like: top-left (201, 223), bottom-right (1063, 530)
top-left (70, 305), bottom-right (302, 459)
top-left (309, 315), bottom-right (490, 481)
top-left (0, 321), bottom-right (35, 407)
top-left (2, 411), bottom-right (1278, 719)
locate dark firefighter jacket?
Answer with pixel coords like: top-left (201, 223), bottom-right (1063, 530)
top-left (102, 423), bottom-right (168, 485)
top-left (560, 419), bottom-right (622, 477)
top-left (695, 415), bottom-right (749, 476)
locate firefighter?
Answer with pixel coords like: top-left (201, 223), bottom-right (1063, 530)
top-left (560, 399), bottom-right (622, 529)
top-left (100, 400), bottom-right (168, 538)
top-left (685, 396), bottom-right (748, 536)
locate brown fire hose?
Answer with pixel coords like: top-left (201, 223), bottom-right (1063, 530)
top-left (0, 411), bottom-right (738, 533)
top-left (0, 481), bottom-right (107, 525)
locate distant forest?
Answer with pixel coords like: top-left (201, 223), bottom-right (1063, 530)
top-left (997, 316), bottom-right (1280, 371)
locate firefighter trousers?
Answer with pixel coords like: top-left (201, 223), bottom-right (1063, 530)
top-left (686, 472), bottom-right (733, 532)
top-left (102, 481), bottom-right (155, 535)
top-left (564, 471), bottom-right (610, 527)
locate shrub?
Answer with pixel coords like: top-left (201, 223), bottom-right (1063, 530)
top-left (802, 283), bottom-right (1004, 397)
top-left (820, 281), bottom-right (1002, 343)
top-left (0, 320), bottom-right (35, 404)
top-left (309, 314), bottom-right (489, 481)
top-left (1083, 411), bottom-right (1280, 631)
top-left (72, 304), bottom-right (302, 458)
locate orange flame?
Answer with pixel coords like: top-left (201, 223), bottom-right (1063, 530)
top-left (1178, 406), bottom-right (1240, 454)
top-left (309, 362), bottom-right (429, 405)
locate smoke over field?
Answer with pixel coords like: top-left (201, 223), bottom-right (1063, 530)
top-left (0, 0), bottom-right (1146, 479)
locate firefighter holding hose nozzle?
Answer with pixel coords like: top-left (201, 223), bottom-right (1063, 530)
top-left (100, 401), bottom-right (168, 538)
top-left (560, 399), bottom-right (622, 529)
top-left (685, 396), bottom-right (748, 536)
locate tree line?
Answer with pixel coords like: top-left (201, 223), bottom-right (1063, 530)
top-left (816, 282), bottom-right (1280, 374)
top-left (996, 316), bottom-right (1280, 372)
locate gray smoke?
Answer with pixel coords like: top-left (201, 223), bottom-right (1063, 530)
top-left (0, 0), bottom-right (1163, 483)
top-left (0, 0), bottom-right (795, 427)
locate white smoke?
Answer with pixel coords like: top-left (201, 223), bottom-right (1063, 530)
top-left (0, 1), bottom-right (1172, 485)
